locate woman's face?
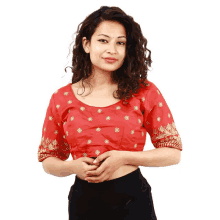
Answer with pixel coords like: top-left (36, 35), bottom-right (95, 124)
top-left (82, 20), bottom-right (127, 75)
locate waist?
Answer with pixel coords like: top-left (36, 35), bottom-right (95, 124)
top-left (77, 156), bottom-right (139, 182)
top-left (76, 166), bottom-right (142, 191)
top-left (108, 164), bottom-right (139, 180)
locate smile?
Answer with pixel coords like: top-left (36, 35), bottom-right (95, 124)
top-left (104, 58), bottom-right (117, 63)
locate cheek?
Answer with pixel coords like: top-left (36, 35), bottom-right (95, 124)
top-left (90, 52), bottom-right (100, 62)
top-left (119, 48), bottom-right (126, 57)
top-left (95, 45), bottom-right (101, 51)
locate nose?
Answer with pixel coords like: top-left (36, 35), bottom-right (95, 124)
top-left (107, 42), bottom-right (117, 54)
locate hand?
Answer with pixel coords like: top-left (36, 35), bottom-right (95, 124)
top-left (85, 150), bottom-right (126, 183)
top-left (69, 157), bottom-right (100, 181)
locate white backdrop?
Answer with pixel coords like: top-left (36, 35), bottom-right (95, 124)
top-left (1, 0), bottom-right (219, 219)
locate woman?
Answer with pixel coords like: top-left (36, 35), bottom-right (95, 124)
top-left (38, 6), bottom-right (182, 220)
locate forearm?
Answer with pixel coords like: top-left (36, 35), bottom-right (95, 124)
top-left (123, 147), bottom-right (181, 167)
top-left (42, 157), bottom-right (75, 177)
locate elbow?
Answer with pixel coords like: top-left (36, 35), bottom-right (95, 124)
top-left (42, 159), bottom-right (50, 174)
top-left (176, 150), bottom-right (181, 164)
top-left (167, 147), bottom-right (181, 164)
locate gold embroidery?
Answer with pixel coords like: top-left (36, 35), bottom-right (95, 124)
top-left (77, 128), bottom-right (82, 133)
top-left (80, 107), bottom-right (85, 111)
top-left (115, 127), bottom-right (120, 132)
top-left (124, 116), bottom-right (129, 120)
top-left (95, 150), bottom-right (100, 155)
top-left (105, 139), bottom-right (109, 144)
top-left (40, 137), bottom-right (57, 149)
top-left (151, 122), bottom-right (182, 150)
top-left (38, 136), bottom-right (70, 161)
top-left (134, 144), bottom-right (137, 148)
top-left (159, 102), bottom-right (163, 107)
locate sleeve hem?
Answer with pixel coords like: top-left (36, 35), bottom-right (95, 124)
top-left (154, 142), bottom-right (182, 151)
top-left (38, 154), bottom-right (66, 162)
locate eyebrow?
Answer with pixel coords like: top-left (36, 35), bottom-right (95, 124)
top-left (98, 34), bottom-right (126, 39)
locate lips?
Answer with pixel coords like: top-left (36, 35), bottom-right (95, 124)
top-left (104, 57), bottom-right (117, 60)
top-left (104, 58), bottom-right (117, 63)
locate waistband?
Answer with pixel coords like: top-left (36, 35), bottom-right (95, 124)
top-left (74, 167), bottom-right (142, 191)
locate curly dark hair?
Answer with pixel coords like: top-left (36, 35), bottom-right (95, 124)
top-left (65, 6), bottom-right (152, 105)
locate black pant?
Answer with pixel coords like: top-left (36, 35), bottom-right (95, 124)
top-left (68, 168), bottom-right (157, 220)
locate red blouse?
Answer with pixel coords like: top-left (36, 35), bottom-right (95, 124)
top-left (37, 80), bottom-right (182, 162)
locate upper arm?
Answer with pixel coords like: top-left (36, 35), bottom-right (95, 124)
top-left (37, 93), bottom-right (70, 163)
top-left (143, 82), bottom-right (182, 152)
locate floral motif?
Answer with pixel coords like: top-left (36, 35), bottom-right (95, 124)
top-left (151, 122), bottom-right (182, 150)
top-left (158, 102), bottom-right (163, 107)
top-left (38, 136), bottom-right (70, 162)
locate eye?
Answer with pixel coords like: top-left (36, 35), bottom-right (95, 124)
top-left (98, 39), bottom-right (125, 45)
top-left (118, 42), bottom-right (126, 45)
top-left (98, 39), bottom-right (107, 43)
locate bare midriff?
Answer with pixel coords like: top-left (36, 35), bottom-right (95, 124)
top-left (77, 165), bottom-right (139, 181)
top-left (72, 80), bottom-right (139, 181)
top-left (77, 156), bottom-right (139, 181)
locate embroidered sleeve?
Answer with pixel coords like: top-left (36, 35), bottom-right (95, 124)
top-left (143, 82), bottom-right (182, 151)
top-left (37, 93), bottom-right (70, 162)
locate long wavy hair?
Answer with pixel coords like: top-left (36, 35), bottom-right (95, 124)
top-left (65, 6), bottom-right (152, 105)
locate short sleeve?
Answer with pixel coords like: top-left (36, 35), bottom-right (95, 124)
top-left (37, 93), bottom-right (70, 162)
top-left (143, 82), bottom-right (182, 151)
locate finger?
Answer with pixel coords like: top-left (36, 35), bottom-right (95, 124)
top-left (87, 165), bottom-right (100, 175)
top-left (88, 159), bottom-right (107, 175)
top-left (87, 170), bottom-right (107, 183)
top-left (85, 157), bottom-right (100, 165)
top-left (86, 165), bottom-right (99, 174)
top-left (93, 152), bottom-right (109, 164)
top-left (86, 174), bottom-right (102, 183)
top-left (88, 164), bottom-right (100, 170)
top-left (86, 159), bottom-right (101, 166)
top-left (87, 173), bottom-right (105, 182)
top-left (87, 165), bottom-right (106, 177)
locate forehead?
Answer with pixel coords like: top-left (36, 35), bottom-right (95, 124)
top-left (94, 21), bottom-right (126, 38)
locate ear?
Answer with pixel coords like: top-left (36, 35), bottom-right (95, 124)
top-left (82, 37), bottom-right (90, 53)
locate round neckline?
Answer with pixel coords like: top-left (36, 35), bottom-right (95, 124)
top-left (68, 83), bottom-right (122, 108)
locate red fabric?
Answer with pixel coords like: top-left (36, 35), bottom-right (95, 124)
top-left (37, 80), bottom-right (182, 162)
